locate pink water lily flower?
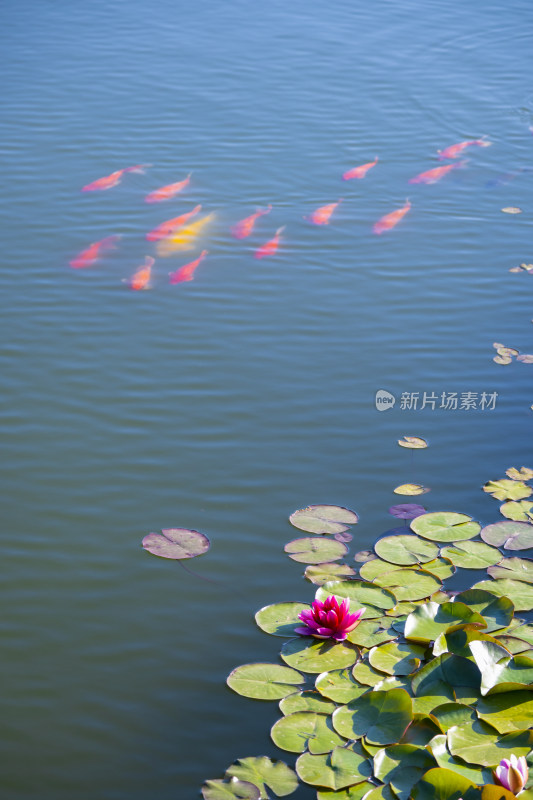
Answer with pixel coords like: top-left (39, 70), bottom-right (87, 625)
top-left (494, 755), bottom-right (529, 795)
top-left (295, 596), bottom-right (365, 641)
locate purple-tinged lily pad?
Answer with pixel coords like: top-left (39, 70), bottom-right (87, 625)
top-left (284, 537), bottom-right (348, 564)
top-left (142, 528), bottom-right (210, 560)
top-left (389, 504), bottom-right (427, 520)
top-left (517, 354), bottom-right (533, 363)
top-left (289, 505), bottom-right (358, 535)
top-left (334, 531), bottom-right (353, 543)
top-left (354, 550), bottom-right (377, 563)
top-left (481, 520), bottom-right (533, 550)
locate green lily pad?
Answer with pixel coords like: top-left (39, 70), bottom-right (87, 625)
top-left (279, 690), bottom-right (337, 716)
top-left (374, 535), bottom-right (439, 566)
top-left (202, 778), bottom-right (261, 800)
top-left (271, 711), bottom-right (346, 754)
top-left (285, 537), bottom-right (348, 564)
top-left (316, 581), bottom-right (397, 610)
top-left (373, 569), bottom-right (441, 602)
top-left (453, 590), bottom-right (514, 632)
top-left (506, 467), bottom-right (533, 481)
top-left (315, 668), bottom-right (370, 704)
top-left (487, 557), bottom-right (533, 583)
top-left (226, 663), bottom-right (304, 700)
top-left (352, 660), bottom-right (388, 686)
top-left (290, 505), bottom-right (358, 535)
top-left (332, 688), bottom-right (413, 745)
top-left (295, 747), bottom-right (371, 789)
top-left (440, 542), bottom-right (502, 570)
top-left (411, 766), bottom-right (476, 800)
top-left (404, 602), bottom-right (486, 644)
top-left (447, 720), bottom-right (533, 766)
top-left (471, 579), bottom-right (533, 611)
top-left (225, 758), bottom-right (299, 799)
top-left (305, 563), bottom-right (357, 585)
top-left (369, 641), bottom-right (426, 676)
top-left (347, 619), bottom-right (399, 648)
top-left (411, 653), bottom-right (481, 697)
top-left (281, 638), bottom-right (360, 674)
top-left (480, 521), bottom-right (533, 551)
top-left (255, 603), bottom-right (310, 637)
top-left (499, 501), bottom-right (533, 522)
top-left (421, 559), bottom-right (455, 581)
top-left (355, 785), bottom-right (396, 800)
top-left (483, 480), bottom-right (532, 502)
top-left (427, 735), bottom-right (491, 784)
top-left (477, 690), bottom-right (533, 733)
top-left (400, 714), bottom-right (442, 746)
top-left (359, 558), bottom-right (403, 581)
top-left (374, 675), bottom-right (412, 692)
top-left (441, 626), bottom-right (502, 660)
top-left (394, 484), bottom-right (431, 496)
top-left (373, 744), bottom-right (436, 800)
top-left (410, 512), bottom-right (481, 542)
top-left (430, 703), bottom-right (476, 732)
top-left (507, 622), bottom-right (533, 645)
top-left (316, 781), bottom-right (376, 800)
top-left (469, 640), bottom-right (533, 695)
top-left (411, 681), bottom-right (456, 715)
top-left (494, 635), bottom-right (531, 655)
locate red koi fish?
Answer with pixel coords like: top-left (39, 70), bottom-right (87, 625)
top-left (231, 205), bottom-right (272, 239)
top-left (438, 139), bottom-right (491, 160)
top-left (254, 226), bottom-right (285, 259)
top-left (145, 173), bottom-right (192, 203)
top-left (129, 256), bottom-right (154, 290)
top-left (146, 204), bottom-right (202, 242)
top-left (169, 250), bottom-right (208, 284)
top-left (82, 165), bottom-right (150, 192)
top-left (409, 160), bottom-right (466, 185)
top-left (69, 235), bottom-right (120, 269)
top-left (373, 200), bottom-right (411, 235)
top-left (306, 200), bottom-right (342, 226)
top-left (343, 157), bottom-right (378, 180)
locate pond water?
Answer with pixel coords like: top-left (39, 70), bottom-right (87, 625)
top-left (1, 0), bottom-right (532, 797)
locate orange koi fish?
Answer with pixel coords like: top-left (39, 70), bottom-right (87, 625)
top-left (373, 200), bottom-right (411, 235)
top-left (82, 164), bottom-right (150, 192)
top-left (69, 235), bottom-right (120, 269)
top-left (156, 213), bottom-right (216, 256)
top-left (146, 204), bottom-right (202, 242)
top-left (145, 173), bottom-right (192, 203)
top-left (254, 226), bottom-right (285, 259)
top-left (231, 205), bottom-right (272, 239)
top-left (169, 250), bottom-right (208, 285)
top-left (306, 200), bottom-right (342, 225)
top-left (343, 157), bottom-right (378, 181)
top-left (408, 160), bottom-right (466, 185)
top-left (129, 256), bottom-right (154, 290)
top-left (438, 139), bottom-right (491, 160)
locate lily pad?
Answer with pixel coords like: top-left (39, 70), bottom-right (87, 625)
top-left (499, 501), bottom-right (533, 522)
top-left (332, 688), bottom-right (413, 745)
top-left (487, 557), bottom-right (533, 583)
top-left (389, 504), bottom-right (427, 520)
top-left (373, 744), bottom-right (436, 800)
top-left (316, 580), bottom-right (397, 610)
top-left (369, 641), bottom-right (426, 676)
top-left (410, 512), bottom-right (480, 542)
top-left (373, 569), bottom-right (441, 601)
top-left (501, 206), bottom-right (522, 213)
top-left (284, 537), bottom-right (348, 564)
top-left (411, 653), bottom-right (481, 696)
top-left (226, 663), bottom-right (304, 700)
top-left (354, 550), bottom-right (376, 563)
top-left (315, 668), bottom-right (369, 704)
top-left (359, 557), bottom-right (403, 581)
top-left (483, 480), bottom-right (532, 502)
top-left (316, 782), bottom-right (375, 800)
top-left (255, 602), bottom-right (310, 637)
top-left (398, 436), bottom-right (428, 449)
top-left (141, 527), bottom-right (210, 559)
top-left (400, 714), bottom-right (442, 746)
top-left (202, 778), bottom-right (261, 800)
top-left (411, 767), bottom-right (476, 800)
top-left (423, 559), bottom-right (455, 581)
top-left (271, 711), bottom-right (346, 754)
top-left (506, 467), bottom-right (533, 481)
top-left (471, 579), bottom-right (533, 611)
top-left (281, 638), bottom-right (360, 674)
top-left (295, 747), bottom-right (372, 789)
top-left (476, 690), bottom-right (533, 733)
top-left (481, 520), bottom-right (533, 550)
top-left (305, 563), bottom-right (357, 585)
top-left (469, 640), bottom-right (533, 695)
top-left (440, 541), bottom-right (502, 570)
top-left (375, 535), bottom-right (439, 566)
top-left (430, 703), bottom-right (476, 733)
top-left (447, 719), bottom-right (533, 766)
top-left (279, 690), bottom-right (336, 716)
top-left (290, 506), bottom-right (358, 535)
top-left (225, 757), bottom-right (299, 798)
top-left (352, 660), bottom-right (389, 686)
top-left (394, 484), bottom-right (430, 496)
top-left (347, 619), bottom-right (398, 648)
top-left (453, 590), bottom-right (514, 632)
top-left (427, 734), bottom-right (490, 783)
top-left (404, 602), bottom-right (486, 645)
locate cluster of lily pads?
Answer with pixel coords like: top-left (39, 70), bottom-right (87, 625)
top-left (202, 467), bottom-right (533, 800)
top-left (492, 345), bottom-right (533, 366)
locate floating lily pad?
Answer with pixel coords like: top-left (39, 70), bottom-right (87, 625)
top-left (347, 619), bottom-right (398, 648)
top-left (506, 467), bottom-right (533, 481)
top-left (353, 550), bottom-right (376, 563)
top-left (499, 501), bottom-right (533, 522)
top-left (141, 527), bottom-right (210, 559)
top-left (279, 690), bottom-right (336, 716)
top-left (335, 531), bottom-right (354, 543)
top-left (351, 785), bottom-right (396, 800)
top-left (271, 711), bottom-right (346, 754)
top-left (389, 504), bottom-right (427, 520)
top-left (440, 541), bottom-right (502, 570)
top-left (501, 206), bottom-right (522, 213)
top-left (507, 622), bottom-right (533, 646)
top-left (316, 580), bottom-right (397, 610)
top-left (289, 506), bottom-right (358, 535)
top-left (316, 782), bottom-right (375, 800)
top-left (427, 734), bottom-right (490, 783)
top-left (352, 660), bottom-right (389, 686)
top-left (375, 535), bottom-right (439, 566)
top-left (447, 720), bottom-right (533, 766)
top-left (470, 640), bottom-right (533, 695)
top-left (394, 484), bottom-right (431, 496)
top-left (404, 602), bottom-right (486, 645)
top-left (227, 663), bottom-right (304, 700)
top-left (373, 744), bottom-right (436, 800)
top-left (494, 635), bottom-right (531, 654)
top-left (401, 714), bottom-right (442, 747)
top-left (284, 537), bottom-right (348, 564)
top-left (369, 641), bottom-right (426, 676)
top-left (225, 757), bottom-right (299, 799)
top-left (332, 688), bottom-right (413, 745)
top-left (305, 563), bottom-right (357, 585)
top-left (411, 653), bottom-right (480, 696)
top-left (441, 626), bottom-right (502, 660)
top-left (476, 690), bottom-right (533, 733)
top-left (360, 557), bottom-right (404, 581)
top-left (483, 480), bottom-right (532, 502)
top-left (281, 638), bottom-right (359, 674)
top-left (517, 354), bottom-right (533, 363)
top-left (471, 579), bottom-right (533, 611)
top-left (421, 559), bottom-right (455, 581)
top-left (255, 602), bottom-right (310, 637)
top-left (453, 590), bottom-right (514, 632)
top-left (481, 520), bottom-right (533, 550)
top-left (202, 777), bottom-right (261, 800)
top-left (295, 747), bottom-right (372, 790)
top-left (315, 667), bottom-right (369, 704)
top-left (430, 703), bottom-right (476, 733)
top-left (410, 512), bottom-right (480, 542)
top-left (487, 557), bottom-right (533, 583)
top-left (373, 569), bottom-right (441, 602)
top-left (398, 436), bottom-right (428, 449)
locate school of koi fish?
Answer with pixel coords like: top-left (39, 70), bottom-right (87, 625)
top-left (70, 138), bottom-right (493, 290)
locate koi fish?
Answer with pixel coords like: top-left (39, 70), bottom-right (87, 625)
top-left (145, 173), bottom-right (192, 203)
top-left (156, 213), bottom-right (215, 256)
top-left (69, 235), bottom-right (120, 269)
top-left (129, 256), bottom-right (154, 290)
top-left (408, 160), bottom-right (466, 185)
top-left (231, 205), bottom-right (272, 239)
top-left (343, 157), bottom-right (378, 180)
top-left (82, 165), bottom-right (150, 192)
top-left (146, 205), bottom-right (202, 242)
top-left (306, 200), bottom-right (342, 225)
top-left (438, 139), bottom-right (491, 160)
top-left (254, 226), bottom-right (285, 259)
top-left (373, 200), bottom-right (411, 235)
top-left (169, 250), bottom-right (208, 284)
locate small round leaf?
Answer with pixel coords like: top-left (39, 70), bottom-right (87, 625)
top-left (142, 528), bottom-right (210, 559)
